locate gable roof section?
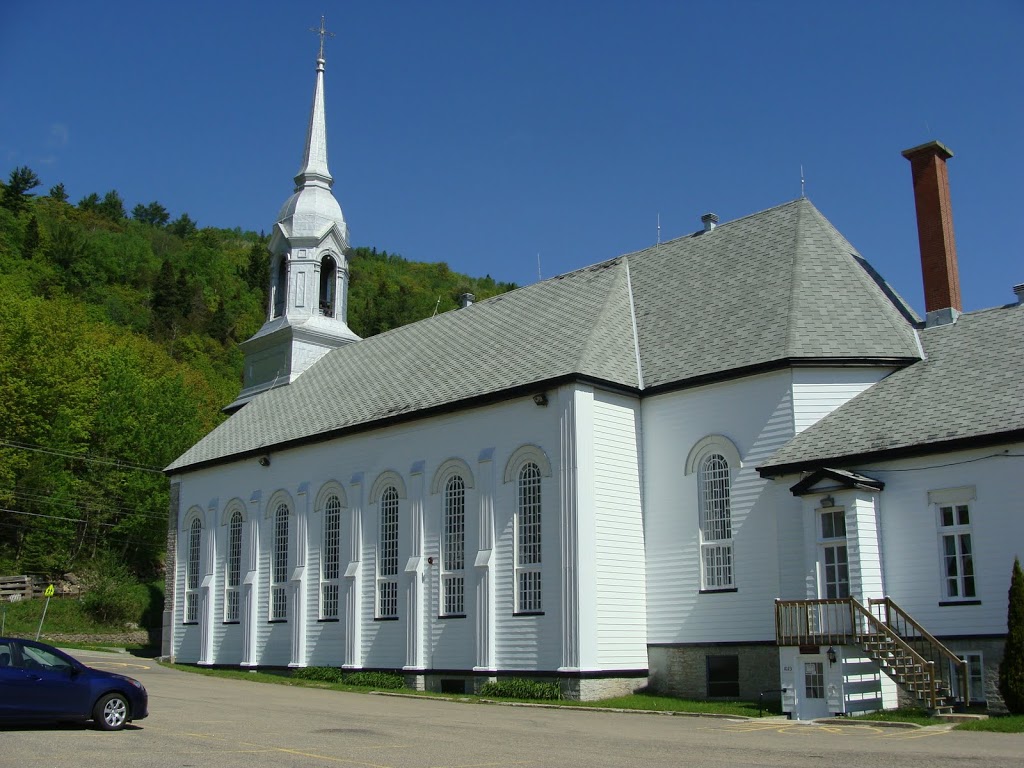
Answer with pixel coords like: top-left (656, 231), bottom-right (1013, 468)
top-left (168, 198), bottom-right (922, 473)
top-left (627, 199), bottom-right (920, 388)
top-left (167, 259), bottom-right (640, 471)
top-left (760, 302), bottom-right (1024, 476)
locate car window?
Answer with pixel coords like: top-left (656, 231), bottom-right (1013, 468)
top-left (0, 642), bottom-right (13, 669)
top-left (20, 644), bottom-right (74, 672)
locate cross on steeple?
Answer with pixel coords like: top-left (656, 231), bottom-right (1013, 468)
top-left (310, 16), bottom-right (335, 59)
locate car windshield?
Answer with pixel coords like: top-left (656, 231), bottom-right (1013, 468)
top-left (20, 644), bottom-right (75, 672)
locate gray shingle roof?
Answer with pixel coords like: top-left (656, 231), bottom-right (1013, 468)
top-left (760, 302), bottom-right (1024, 475)
top-left (168, 198), bottom-right (922, 473)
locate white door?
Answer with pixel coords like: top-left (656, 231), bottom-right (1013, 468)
top-left (794, 656), bottom-right (830, 720)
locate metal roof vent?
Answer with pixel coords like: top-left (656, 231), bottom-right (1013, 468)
top-left (459, 293), bottom-right (475, 308)
top-left (701, 212), bottom-right (719, 232)
top-left (1014, 283), bottom-right (1024, 305)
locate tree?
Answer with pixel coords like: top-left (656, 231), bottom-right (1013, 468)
top-left (22, 215), bottom-right (41, 259)
top-left (98, 190), bottom-right (126, 222)
top-left (48, 182), bottom-right (69, 203)
top-left (132, 201), bottom-right (170, 227)
top-left (168, 213), bottom-right (197, 239)
top-left (1000, 557), bottom-right (1024, 713)
top-left (78, 192), bottom-right (101, 213)
top-left (151, 259), bottom-right (180, 332)
top-left (1, 166), bottom-right (41, 213)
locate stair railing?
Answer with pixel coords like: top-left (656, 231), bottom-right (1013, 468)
top-left (869, 596), bottom-right (968, 707)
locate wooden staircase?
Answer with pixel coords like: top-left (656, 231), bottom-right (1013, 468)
top-left (776, 596), bottom-right (967, 714)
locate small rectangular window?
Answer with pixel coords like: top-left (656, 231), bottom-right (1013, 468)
top-left (804, 662), bottom-right (825, 699)
top-left (706, 655), bottom-right (740, 697)
top-left (938, 502), bottom-right (976, 599)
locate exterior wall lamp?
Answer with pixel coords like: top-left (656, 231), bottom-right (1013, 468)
top-left (827, 646), bottom-right (837, 665)
top-left (820, 495), bottom-right (835, 508)
top-left (258, 455), bottom-right (271, 467)
top-left (532, 393), bottom-right (548, 407)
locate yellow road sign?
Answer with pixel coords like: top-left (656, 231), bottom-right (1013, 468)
top-left (44, 584), bottom-right (55, 597)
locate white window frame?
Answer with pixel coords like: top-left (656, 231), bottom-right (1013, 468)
top-left (441, 475), bottom-right (466, 616)
top-left (377, 487), bottom-right (399, 619)
top-left (321, 494), bottom-right (342, 620)
top-left (185, 517), bottom-right (201, 624)
top-left (270, 503), bottom-right (289, 621)
top-left (819, 507), bottom-right (850, 599)
top-left (698, 454), bottom-right (734, 590)
top-left (224, 510), bottom-right (243, 622)
top-left (515, 462), bottom-right (543, 613)
top-left (953, 652), bottom-right (985, 704)
top-left (930, 487), bottom-right (977, 601)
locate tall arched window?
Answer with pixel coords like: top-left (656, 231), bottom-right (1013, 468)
top-left (515, 463), bottom-right (542, 613)
top-left (225, 511), bottom-right (243, 622)
top-left (319, 255), bottom-right (337, 317)
top-left (185, 518), bottom-right (202, 624)
top-left (271, 503), bottom-right (289, 621)
top-left (273, 258), bottom-right (287, 318)
top-left (377, 487), bottom-right (399, 618)
top-left (699, 454), bottom-right (733, 589)
top-left (321, 495), bottom-right (342, 619)
top-left (442, 476), bottom-right (466, 616)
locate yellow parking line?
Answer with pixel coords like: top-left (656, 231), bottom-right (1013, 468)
top-left (88, 661), bottom-right (151, 670)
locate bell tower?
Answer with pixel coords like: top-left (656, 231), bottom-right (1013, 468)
top-left (227, 18), bottom-right (360, 412)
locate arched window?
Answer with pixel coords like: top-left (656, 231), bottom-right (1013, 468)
top-left (442, 476), bottom-right (466, 616)
top-left (271, 503), bottom-right (289, 621)
top-left (699, 454), bottom-right (733, 589)
top-left (321, 494), bottom-right (342, 619)
top-left (185, 518), bottom-right (202, 624)
top-left (319, 255), bottom-right (337, 318)
top-left (515, 463), bottom-right (542, 613)
top-left (273, 258), bottom-right (287, 318)
top-left (377, 487), bottom-right (399, 618)
top-left (225, 511), bottom-right (243, 622)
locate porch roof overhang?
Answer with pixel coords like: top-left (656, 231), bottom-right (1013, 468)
top-left (789, 467), bottom-right (885, 497)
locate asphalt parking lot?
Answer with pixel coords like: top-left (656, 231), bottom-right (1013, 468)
top-left (2, 648), bottom-right (1023, 768)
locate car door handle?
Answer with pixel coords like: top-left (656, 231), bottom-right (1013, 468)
top-left (26, 674), bottom-right (42, 681)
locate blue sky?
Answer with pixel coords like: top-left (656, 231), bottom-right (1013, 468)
top-left (1, 1), bottom-right (1021, 315)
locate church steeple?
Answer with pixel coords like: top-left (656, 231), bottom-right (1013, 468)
top-left (225, 17), bottom-right (359, 413)
top-left (295, 18), bottom-right (333, 191)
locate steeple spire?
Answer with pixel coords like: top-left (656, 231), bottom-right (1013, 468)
top-left (295, 16), bottom-right (336, 190)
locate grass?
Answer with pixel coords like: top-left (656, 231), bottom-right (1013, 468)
top-left (955, 715), bottom-right (1024, 733)
top-left (1, 597), bottom-right (122, 636)
top-left (162, 663), bottom-right (777, 717)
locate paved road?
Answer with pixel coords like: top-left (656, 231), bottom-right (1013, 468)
top-left (2, 649), bottom-right (1023, 768)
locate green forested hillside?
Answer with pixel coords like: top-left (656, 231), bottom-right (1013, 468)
top-left (0, 166), bottom-right (515, 579)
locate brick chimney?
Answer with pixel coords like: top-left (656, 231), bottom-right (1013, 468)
top-left (902, 141), bottom-right (962, 325)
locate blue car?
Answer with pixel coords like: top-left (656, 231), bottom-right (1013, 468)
top-left (0, 637), bottom-right (148, 730)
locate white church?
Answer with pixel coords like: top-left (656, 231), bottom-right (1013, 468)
top-left (164, 40), bottom-right (1024, 719)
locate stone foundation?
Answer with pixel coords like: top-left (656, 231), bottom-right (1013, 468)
top-left (647, 643), bottom-right (779, 701)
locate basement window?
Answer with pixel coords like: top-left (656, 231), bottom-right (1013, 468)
top-left (706, 655), bottom-right (739, 698)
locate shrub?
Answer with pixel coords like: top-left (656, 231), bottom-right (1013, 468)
top-left (1000, 557), bottom-right (1024, 714)
top-left (80, 557), bottom-right (147, 626)
top-left (479, 678), bottom-right (560, 700)
top-left (341, 671), bottom-right (405, 689)
top-left (292, 666), bottom-right (344, 683)
top-left (290, 668), bottom-right (405, 689)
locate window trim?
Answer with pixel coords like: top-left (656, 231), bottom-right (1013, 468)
top-left (514, 462), bottom-right (543, 614)
top-left (184, 515), bottom-right (202, 625)
top-left (224, 508), bottom-right (244, 623)
top-left (270, 502), bottom-right (290, 622)
top-left (441, 475), bottom-right (466, 617)
top-left (377, 486), bottom-right (400, 619)
top-left (818, 507), bottom-right (850, 600)
top-left (698, 453), bottom-right (734, 590)
top-left (320, 493), bottom-right (343, 621)
top-left (932, 487), bottom-right (977, 602)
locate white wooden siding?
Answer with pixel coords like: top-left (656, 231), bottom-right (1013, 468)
top-left (591, 390), bottom-right (647, 669)
top-left (791, 368), bottom-right (893, 434)
top-left (643, 371), bottom-right (796, 644)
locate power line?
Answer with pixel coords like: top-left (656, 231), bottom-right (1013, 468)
top-left (3, 488), bottom-right (170, 522)
top-left (859, 451), bottom-right (1024, 473)
top-left (0, 439), bottom-right (166, 474)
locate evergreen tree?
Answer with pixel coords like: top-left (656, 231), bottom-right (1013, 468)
top-left (78, 192), bottom-right (101, 213)
top-left (1, 166), bottom-right (41, 213)
top-left (208, 299), bottom-right (232, 343)
top-left (48, 182), bottom-right (69, 203)
top-left (999, 557), bottom-right (1024, 713)
top-left (169, 212), bottom-right (197, 238)
top-left (151, 260), bottom-right (180, 331)
top-left (98, 190), bottom-right (126, 222)
top-left (22, 215), bottom-right (41, 259)
top-left (132, 201), bottom-right (170, 227)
